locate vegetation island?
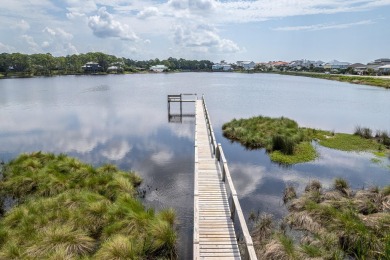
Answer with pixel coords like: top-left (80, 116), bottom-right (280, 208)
top-left (222, 116), bottom-right (390, 165)
top-left (0, 152), bottom-right (176, 259)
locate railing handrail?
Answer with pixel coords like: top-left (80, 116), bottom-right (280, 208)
top-left (201, 95), bottom-right (257, 260)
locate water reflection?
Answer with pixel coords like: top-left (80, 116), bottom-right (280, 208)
top-left (0, 74), bottom-right (389, 259)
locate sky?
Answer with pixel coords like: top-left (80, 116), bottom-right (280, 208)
top-left (0, 0), bottom-right (389, 63)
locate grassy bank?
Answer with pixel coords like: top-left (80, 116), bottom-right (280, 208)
top-left (280, 71), bottom-right (390, 89)
top-left (251, 179), bottom-right (390, 259)
top-left (222, 116), bottom-right (389, 164)
top-left (0, 152), bottom-right (177, 259)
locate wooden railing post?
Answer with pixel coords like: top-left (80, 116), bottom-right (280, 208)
top-left (215, 144), bottom-right (220, 160)
top-left (230, 196), bottom-right (236, 222)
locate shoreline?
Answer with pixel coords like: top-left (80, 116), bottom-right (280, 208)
top-left (2, 70), bottom-right (390, 90)
top-left (276, 71), bottom-right (390, 89)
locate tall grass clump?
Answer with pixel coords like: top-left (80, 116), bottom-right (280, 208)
top-left (283, 185), bottom-right (297, 204)
top-left (354, 126), bottom-right (373, 139)
top-left (0, 152), bottom-right (177, 259)
top-left (286, 180), bottom-right (388, 259)
top-left (252, 180), bottom-right (389, 260)
top-left (376, 130), bottom-right (390, 147)
top-left (272, 135), bottom-right (295, 155)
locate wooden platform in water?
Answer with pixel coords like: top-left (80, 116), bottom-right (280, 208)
top-left (194, 100), bottom-right (241, 259)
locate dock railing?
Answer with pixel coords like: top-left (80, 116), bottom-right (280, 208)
top-left (167, 94), bottom-right (197, 123)
top-left (201, 95), bottom-right (257, 260)
top-left (167, 93), bottom-right (197, 103)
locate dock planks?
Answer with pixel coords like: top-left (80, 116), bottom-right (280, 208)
top-left (194, 100), bottom-right (241, 260)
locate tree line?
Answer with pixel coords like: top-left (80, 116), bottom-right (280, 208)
top-left (0, 52), bottom-right (214, 76)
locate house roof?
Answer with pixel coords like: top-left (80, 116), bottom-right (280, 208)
top-left (325, 60), bottom-right (351, 66)
top-left (378, 64), bottom-right (390, 69)
top-left (151, 65), bottom-right (167, 69)
top-left (349, 63), bottom-right (365, 68)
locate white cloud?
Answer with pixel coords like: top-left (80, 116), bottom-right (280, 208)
top-left (88, 7), bottom-right (139, 41)
top-left (64, 42), bottom-right (79, 54)
top-left (65, 0), bottom-right (97, 13)
top-left (21, 34), bottom-right (40, 52)
top-left (66, 11), bottom-right (86, 20)
top-left (41, 41), bottom-right (50, 48)
top-left (41, 27), bottom-right (77, 55)
top-left (168, 0), bottom-right (216, 11)
top-left (15, 19), bottom-right (30, 31)
top-left (168, 0), bottom-right (188, 10)
top-left (174, 22), bottom-right (240, 53)
top-left (137, 7), bottom-right (160, 19)
top-left (43, 27), bottom-right (74, 41)
top-left (216, 0), bottom-right (390, 23)
top-left (273, 20), bottom-right (376, 31)
top-left (0, 42), bottom-right (16, 52)
top-left (191, 0), bottom-right (216, 11)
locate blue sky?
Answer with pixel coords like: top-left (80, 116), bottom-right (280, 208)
top-left (0, 0), bottom-right (389, 63)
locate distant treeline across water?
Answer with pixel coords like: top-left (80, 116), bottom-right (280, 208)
top-left (0, 52), bottom-right (214, 76)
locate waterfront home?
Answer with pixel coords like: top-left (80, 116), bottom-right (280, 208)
top-left (150, 65), bottom-right (168, 72)
top-left (82, 62), bottom-right (101, 73)
top-left (236, 61), bottom-right (255, 70)
top-left (348, 63), bottom-right (367, 74)
top-left (323, 60), bottom-right (351, 70)
top-left (289, 60), bottom-right (323, 69)
top-left (212, 63), bottom-right (232, 71)
top-left (378, 64), bottom-right (390, 74)
top-left (107, 66), bottom-right (120, 73)
top-left (368, 58), bottom-right (390, 66)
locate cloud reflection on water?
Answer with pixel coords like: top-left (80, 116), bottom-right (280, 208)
top-left (1, 74), bottom-right (390, 259)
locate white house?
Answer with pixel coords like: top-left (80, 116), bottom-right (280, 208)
top-left (289, 60), bottom-right (324, 69)
top-left (378, 64), bottom-right (390, 73)
top-left (150, 65), bottom-right (168, 72)
top-left (323, 60), bottom-right (351, 70)
top-left (236, 61), bottom-right (255, 70)
top-left (212, 62), bottom-right (232, 71)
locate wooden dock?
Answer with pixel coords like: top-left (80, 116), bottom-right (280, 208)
top-left (194, 97), bottom-right (257, 260)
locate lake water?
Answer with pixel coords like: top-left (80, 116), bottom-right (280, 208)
top-left (1, 73), bottom-right (389, 258)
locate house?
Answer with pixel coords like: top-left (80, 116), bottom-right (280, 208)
top-left (271, 61), bottom-right (289, 67)
top-left (236, 61), bottom-right (255, 70)
top-left (323, 60), bottom-right (351, 70)
top-left (289, 60), bottom-right (324, 69)
top-left (368, 58), bottom-right (390, 66)
top-left (365, 58), bottom-right (390, 72)
top-left (378, 64), bottom-right (390, 74)
top-left (107, 66), bottom-right (119, 73)
top-left (212, 61), bottom-right (232, 71)
top-left (150, 65), bottom-right (168, 72)
top-left (82, 62), bottom-right (101, 73)
top-left (348, 63), bottom-right (367, 74)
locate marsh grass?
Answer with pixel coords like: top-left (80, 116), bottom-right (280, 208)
top-left (317, 133), bottom-right (379, 151)
top-left (253, 180), bottom-right (390, 259)
top-left (0, 153), bottom-right (177, 259)
top-left (283, 186), bottom-right (297, 204)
